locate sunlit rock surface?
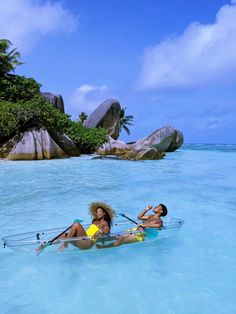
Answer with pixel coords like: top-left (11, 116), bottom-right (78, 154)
top-left (84, 99), bottom-right (121, 139)
top-left (97, 126), bottom-right (183, 160)
top-left (132, 126), bottom-right (184, 152)
top-left (97, 136), bottom-right (129, 155)
top-left (5, 128), bottom-right (67, 160)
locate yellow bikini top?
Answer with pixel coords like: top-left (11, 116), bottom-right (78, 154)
top-left (86, 224), bottom-right (100, 237)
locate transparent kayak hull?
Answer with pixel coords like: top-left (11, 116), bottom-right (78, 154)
top-left (2, 218), bottom-right (184, 254)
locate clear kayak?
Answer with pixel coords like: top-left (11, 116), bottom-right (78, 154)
top-left (1, 218), bottom-right (184, 254)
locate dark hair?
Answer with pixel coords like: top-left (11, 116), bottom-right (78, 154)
top-left (160, 204), bottom-right (168, 217)
top-left (92, 208), bottom-right (112, 228)
top-left (103, 210), bottom-right (112, 228)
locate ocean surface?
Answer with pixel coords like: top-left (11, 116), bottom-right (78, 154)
top-left (0, 144), bottom-right (235, 314)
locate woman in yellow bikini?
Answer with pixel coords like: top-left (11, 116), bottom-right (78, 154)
top-left (58, 201), bottom-right (115, 251)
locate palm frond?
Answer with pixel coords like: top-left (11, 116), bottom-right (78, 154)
top-left (122, 125), bottom-right (131, 135)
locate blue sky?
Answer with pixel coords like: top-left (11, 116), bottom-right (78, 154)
top-left (0, 0), bottom-right (236, 143)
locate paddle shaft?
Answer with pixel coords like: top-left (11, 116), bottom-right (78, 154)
top-left (119, 213), bottom-right (160, 239)
top-left (120, 213), bottom-right (140, 226)
top-left (48, 224), bottom-right (73, 245)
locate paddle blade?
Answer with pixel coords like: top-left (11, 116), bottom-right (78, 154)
top-left (144, 228), bottom-right (159, 239)
top-left (35, 222), bottom-right (78, 256)
top-left (36, 242), bottom-right (50, 256)
top-left (118, 213), bottom-right (125, 217)
top-left (73, 219), bottom-right (83, 223)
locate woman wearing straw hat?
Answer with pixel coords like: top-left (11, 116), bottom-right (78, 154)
top-left (58, 201), bottom-right (115, 251)
top-left (89, 201), bottom-right (115, 229)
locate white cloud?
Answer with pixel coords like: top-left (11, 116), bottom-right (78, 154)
top-left (68, 84), bottom-right (109, 118)
top-left (0, 0), bottom-right (77, 53)
top-left (138, 2), bottom-right (236, 89)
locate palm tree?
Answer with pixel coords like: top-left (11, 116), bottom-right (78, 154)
top-left (119, 107), bottom-right (134, 135)
top-left (77, 112), bottom-right (88, 124)
top-left (0, 39), bottom-right (23, 77)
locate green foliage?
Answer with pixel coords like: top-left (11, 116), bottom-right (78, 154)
top-left (0, 39), bottom-right (23, 77)
top-left (0, 39), bottom-right (40, 103)
top-left (0, 96), bottom-right (72, 142)
top-left (12, 96), bottom-right (72, 133)
top-left (67, 122), bottom-right (108, 153)
top-left (0, 97), bottom-right (108, 153)
top-left (0, 100), bottom-right (18, 142)
top-left (0, 75), bottom-right (41, 102)
top-left (0, 39), bottom-right (108, 153)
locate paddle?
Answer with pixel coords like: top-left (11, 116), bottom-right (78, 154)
top-left (119, 213), bottom-right (159, 237)
top-left (36, 219), bottom-right (83, 256)
top-left (119, 213), bottom-right (140, 226)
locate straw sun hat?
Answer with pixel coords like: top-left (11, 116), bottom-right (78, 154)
top-left (88, 201), bottom-right (116, 220)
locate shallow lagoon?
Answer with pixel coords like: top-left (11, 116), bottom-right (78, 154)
top-left (0, 144), bottom-right (236, 314)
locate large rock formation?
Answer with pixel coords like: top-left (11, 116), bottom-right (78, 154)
top-left (97, 136), bottom-right (129, 155)
top-left (84, 98), bottom-right (183, 159)
top-left (41, 92), bottom-right (65, 113)
top-left (119, 147), bottom-right (164, 160)
top-left (7, 128), bottom-right (66, 160)
top-left (97, 138), bottom-right (164, 160)
top-left (0, 128), bottom-right (80, 160)
top-left (84, 99), bottom-right (121, 139)
top-left (0, 134), bottom-right (22, 159)
top-left (165, 129), bottom-right (184, 152)
top-left (97, 126), bottom-right (183, 160)
top-left (50, 131), bottom-right (80, 157)
top-left (132, 126), bottom-right (183, 152)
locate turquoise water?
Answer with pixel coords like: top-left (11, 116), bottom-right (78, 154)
top-left (0, 144), bottom-right (236, 314)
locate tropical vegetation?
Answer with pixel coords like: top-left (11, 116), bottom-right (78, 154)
top-left (0, 39), bottom-right (108, 153)
top-left (78, 111), bottom-right (88, 124)
top-left (0, 75), bottom-right (41, 102)
top-left (67, 121), bottom-right (107, 153)
top-left (119, 107), bottom-right (134, 135)
top-left (0, 39), bottom-right (23, 78)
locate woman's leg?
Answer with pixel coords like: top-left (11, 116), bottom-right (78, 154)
top-left (59, 223), bottom-right (93, 251)
top-left (67, 222), bottom-right (87, 237)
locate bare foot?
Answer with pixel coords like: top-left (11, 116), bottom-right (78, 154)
top-left (58, 242), bottom-right (68, 252)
